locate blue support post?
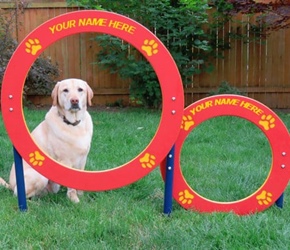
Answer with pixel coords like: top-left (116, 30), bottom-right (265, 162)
top-left (275, 192), bottom-right (284, 209)
top-left (163, 145), bottom-right (175, 215)
top-left (13, 146), bottom-right (27, 211)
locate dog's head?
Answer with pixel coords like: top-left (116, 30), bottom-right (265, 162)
top-left (51, 78), bottom-right (94, 111)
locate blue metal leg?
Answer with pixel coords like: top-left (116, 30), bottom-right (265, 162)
top-left (275, 192), bottom-right (284, 209)
top-left (13, 146), bottom-right (27, 211)
top-left (163, 146), bottom-right (175, 215)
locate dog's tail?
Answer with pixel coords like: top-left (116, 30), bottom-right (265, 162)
top-left (0, 177), bottom-right (10, 189)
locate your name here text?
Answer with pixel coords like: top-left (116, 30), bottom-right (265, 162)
top-left (48, 18), bottom-right (136, 35)
top-left (189, 98), bottom-right (264, 116)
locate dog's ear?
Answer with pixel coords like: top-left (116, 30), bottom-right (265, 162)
top-left (86, 83), bottom-right (94, 106)
top-left (51, 82), bottom-right (60, 106)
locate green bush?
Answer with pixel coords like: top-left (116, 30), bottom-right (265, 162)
top-left (68, 0), bottom-right (214, 108)
top-left (95, 35), bottom-right (161, 108)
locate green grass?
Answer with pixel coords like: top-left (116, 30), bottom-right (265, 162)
top-left (181, 116), bottom-right (272, 202)
top-left (1, 107), bottom-right (290, 249)
top-left (87, 107), bottom-right (160, 170)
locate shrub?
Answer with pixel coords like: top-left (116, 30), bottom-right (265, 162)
top-left (209, 81), bottom-right (244, 96)
top-left (0, 2), bottom-right (59, 100)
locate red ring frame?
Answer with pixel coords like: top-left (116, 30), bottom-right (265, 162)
top-left (161, 95), bottom-right (290, 215)
top-left (1, 10), bottom-right (184, 191)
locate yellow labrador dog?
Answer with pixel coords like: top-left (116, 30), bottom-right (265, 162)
top-left (0, 78), bottom-right (93, 203)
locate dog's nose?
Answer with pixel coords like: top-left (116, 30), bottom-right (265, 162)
top-left (71, 98), bottom-right (79, 105)
top-left (70, 98), bottom-right (80, 109)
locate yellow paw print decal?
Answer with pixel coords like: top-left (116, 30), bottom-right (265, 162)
top-left (140, 153), bottom-right (156, 169)
top-left (141, 39), bottom-right (159, 56)
top-left (25, 38), bottom-right (42, 55)
top-left (179, 189), bottom-right (194, 205)
top-left (259, 114), bottom-right (275, 131)
top-left (256, 190), bottom-right (272, 205)
top-left (29, 151), bottom-right (45, 167)
top-left (181, 115), bottom-right (194, 131)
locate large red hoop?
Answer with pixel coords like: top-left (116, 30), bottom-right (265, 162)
top-left (1, 10), bottom-right (184, 191)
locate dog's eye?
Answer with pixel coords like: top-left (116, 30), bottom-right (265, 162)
top-left (78, 88), bottom-right (84, 92)
top-left (63, 89), bottom-right (69, 93)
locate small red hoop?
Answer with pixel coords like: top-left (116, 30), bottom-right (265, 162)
top-left (161, 95), bottom-right (290, 215)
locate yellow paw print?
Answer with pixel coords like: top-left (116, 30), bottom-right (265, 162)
top-left (29, 151), bottom-right (45, 167)
top-left (25, 38), bottom-right (42, 55)
top-left (179, 189), bottom-right (194, 205)
top-left (141, 39), bottom-right (159, 56)
top-left (181, 115), bottom-right (194, 131)
top-left (259, 114), bottom-right (275, 131)
top-left (256, 190), bottom-right (273, 205)
top-left (140, 153), bottom-right (156, 169)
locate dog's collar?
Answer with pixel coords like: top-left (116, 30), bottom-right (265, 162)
top-left (62, 116), bottom-right (81, 126)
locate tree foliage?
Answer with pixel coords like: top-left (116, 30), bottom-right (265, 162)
top-left (216, 0), bottom-right (290, 31)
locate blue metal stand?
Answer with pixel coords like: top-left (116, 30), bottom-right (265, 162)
top-left (13, 146), bottom-right (27, 211)
top-left (163, 146), bottom-right (175, 215)
top-left (275, 193), bottom-right (284, 209)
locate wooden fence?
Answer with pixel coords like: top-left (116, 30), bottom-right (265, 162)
top-left (188, 14), bottom-right (290, 109)
top-left (2, 1), bottom-right (290, 109)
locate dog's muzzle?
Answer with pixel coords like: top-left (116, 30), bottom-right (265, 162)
top-left (70, 98), bottom-right (80, 111)
top-left (70, 103), bottom-right (80, 110)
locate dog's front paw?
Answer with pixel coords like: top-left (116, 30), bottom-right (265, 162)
top-left (67, 189), bottom-right (80, 203)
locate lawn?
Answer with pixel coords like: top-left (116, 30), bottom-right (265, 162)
top-left (1, 107), bottom-right (290, 249)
